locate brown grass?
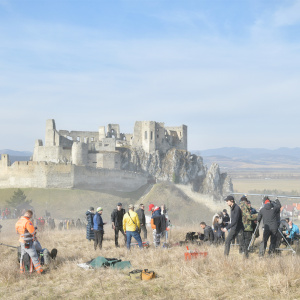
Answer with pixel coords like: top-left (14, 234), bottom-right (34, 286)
top-left (1, 220), bottom-right (300, 300)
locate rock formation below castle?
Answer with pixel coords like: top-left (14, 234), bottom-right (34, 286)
top-left (0, 119), bottom-right (232, 199)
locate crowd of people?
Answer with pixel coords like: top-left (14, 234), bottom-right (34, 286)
top-left (13, 195), bottom-right (300, 275)
top-left (199, 195), bottom-right (300, 258)
top-left (85, 203), bottom-right (169, 251)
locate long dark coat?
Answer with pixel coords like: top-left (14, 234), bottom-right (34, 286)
top-left (86, 210), bottom-right (95, 240)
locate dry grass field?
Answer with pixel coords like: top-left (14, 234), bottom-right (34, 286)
top-left (1, 220), bottom-right (300, 300)
top-left (232, 178), bottom-right (300, 195)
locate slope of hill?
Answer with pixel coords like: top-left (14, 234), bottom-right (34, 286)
top-left (0, 183), bottom-right (218, 225)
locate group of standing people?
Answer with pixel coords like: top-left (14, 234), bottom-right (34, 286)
top-left (221, 194), bottom-right (287, 258)
top-left (86, 202), bottom-right (168, 250)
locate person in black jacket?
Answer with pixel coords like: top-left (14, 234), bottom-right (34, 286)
top-left (200, 222), bottom-right (214, 244)
top-left (221, 195), bottom-right (248, 257)
top-left (85, 207), bottom-right (95, 241)
top-left (136, 204), bottom-right (147, 240)
top-left (111, 203), bottom-right (126, 247)
top-left (257, 196), bottom-right (281, 256)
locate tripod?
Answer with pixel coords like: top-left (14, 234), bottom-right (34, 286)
top-left (247, 221), bottom-right (260, 251)
top-left (276, 228), bottom-right (296, 255)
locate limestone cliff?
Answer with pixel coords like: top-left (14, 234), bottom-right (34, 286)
top-left (120, 148), bottom-right (233, 200)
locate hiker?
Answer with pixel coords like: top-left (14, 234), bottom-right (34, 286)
top-left (15, 210), bottom-right (43, 274)
top-left (93, 207), bottom-right (106, 250)
top-left (123, 204), bottom-right (143, 249)
top-left (86, 207), bottom-right (95, 241)
top-left (257, 196), bottom-right (281, 256)
top-left (200, 222), bottom-right (214, 244)
top-left (240, 196), bottom-right (257, 251)
top-left (136, 204), bottom-right (147, 240)
top-left (111, 203), bottom-right (126, 247)
top-left (221, 195), bottom-right (248, 257)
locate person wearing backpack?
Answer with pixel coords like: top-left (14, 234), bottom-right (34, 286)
top-left (123, 204), bottom-right (143, 249)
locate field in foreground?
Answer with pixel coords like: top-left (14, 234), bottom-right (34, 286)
top-left (1, 221), bottom-right (300, 300)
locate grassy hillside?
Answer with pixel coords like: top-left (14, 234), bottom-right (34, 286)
top-left (0, 183), bottom-right (217, 226)
top-left (0, 186), bottom-right (150, 222)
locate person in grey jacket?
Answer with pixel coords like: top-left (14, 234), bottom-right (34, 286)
top-left (136, 204), bottom-right (147, 240)
top-left (257, 196), bottom-right (281, 256)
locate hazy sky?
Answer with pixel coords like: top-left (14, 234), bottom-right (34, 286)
top-left (1, 0), bottom-right (300, 152)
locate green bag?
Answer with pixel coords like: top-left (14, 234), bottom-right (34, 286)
top-left (88, 256), bottom-right (131, 270)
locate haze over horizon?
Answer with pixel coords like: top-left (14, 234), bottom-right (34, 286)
top-left (1, 0), bottom-right (300, 152)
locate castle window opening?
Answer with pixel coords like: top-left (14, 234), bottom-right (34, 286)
top-left (77, 137), bottom-right (80, 142)
top-left (157, 134), bottom-right (159, 138)
top-left (67, 136), bottom-right (72, 140)
top-left (144, 131), bottom-right (147, 139)
top-left (104, 144), bottom-right (109, 147)
top-left (91, 137), bottom-right (94, 142)
top-left (151, 131), bottom-right (153, 140)
top-left (84, 137), bottom-right (87, 143)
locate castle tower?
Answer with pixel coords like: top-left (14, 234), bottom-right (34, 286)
top-left (45, 119), bottom-right (56, 146)
top-left (72, 142), bottom-right (88, 166)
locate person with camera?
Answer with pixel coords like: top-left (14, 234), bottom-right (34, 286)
top-left (257, 196), bottom-right (281, 256)
top-left (123, 204), bottom-right (143, 250)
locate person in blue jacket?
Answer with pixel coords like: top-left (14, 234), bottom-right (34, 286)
top-left (285, 218), bottom-right (299, 244)
top-left (93, 207), bottom-right (106, 250)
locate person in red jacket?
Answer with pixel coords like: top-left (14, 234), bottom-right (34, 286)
top-left (15, 210), bottom-right (43, 274)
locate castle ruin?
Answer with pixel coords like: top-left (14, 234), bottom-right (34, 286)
top-left (32, 120), bottom-right (187, 169)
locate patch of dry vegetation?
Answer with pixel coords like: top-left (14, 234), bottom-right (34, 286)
top-left (1, 221), bottom-right (300, 300)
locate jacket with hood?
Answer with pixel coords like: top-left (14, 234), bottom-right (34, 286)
top-left (257, 199), bottom-right (281, 232)
top-left (151, 206), bottom-right (161, 229)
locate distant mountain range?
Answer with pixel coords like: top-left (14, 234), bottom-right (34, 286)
top-left (192, 147), bottom-right (300, 169)
top-left (0, 149), bottom-right (32, 163)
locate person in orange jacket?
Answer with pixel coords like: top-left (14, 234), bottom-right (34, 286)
top-left (15, 210), bottom-right (43, 274)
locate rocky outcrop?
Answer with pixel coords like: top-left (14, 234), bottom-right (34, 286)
top-left (120, 148), bottom-right (233, 199)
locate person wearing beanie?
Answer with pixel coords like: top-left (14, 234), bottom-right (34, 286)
top-left (93, 207), bottom-right (106, 250)
top-left (221, 195), bottom-right (248, 257)
top-left (257, 197), bottom-right (281, 256)
top-left (85, 207), bottom-right (95, 241)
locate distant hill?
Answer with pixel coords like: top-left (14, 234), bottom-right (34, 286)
top-left (192, 147), bottom-right (300, 170)
top-left (0, 149), bottom-right (32, 163)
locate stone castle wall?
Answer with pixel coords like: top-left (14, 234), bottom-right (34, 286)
top-left (0, 156), bottom-right (147, 192)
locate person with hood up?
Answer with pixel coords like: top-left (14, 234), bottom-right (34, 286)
top-left (149, 204), bottom-right (166, 247)
top-left (257, 196), bottom-right (281, 256)
top-left (86, 207), bottom-right (95, 241)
